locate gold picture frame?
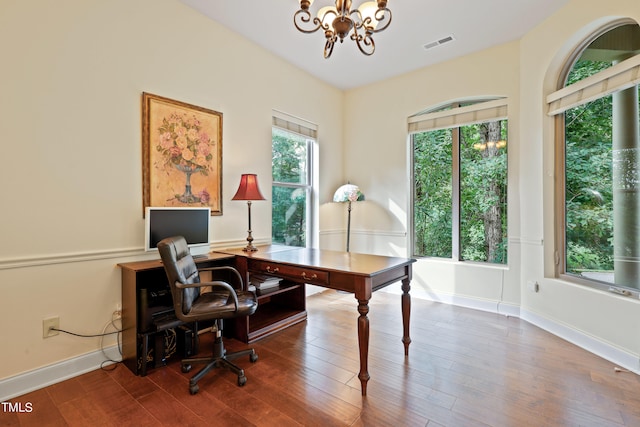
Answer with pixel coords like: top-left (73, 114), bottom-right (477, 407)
top-left (142, 92), bottom-right (222, 216)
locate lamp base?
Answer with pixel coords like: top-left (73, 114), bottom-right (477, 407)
top-left (242, 230), bottom-right (259, 252)
top-left (242, 243), bottom-right (259, 252)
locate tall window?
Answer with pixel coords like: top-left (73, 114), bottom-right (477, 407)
top-left (549, 22), bottom-right (640, 293)
top-left (271, 112), bottom-right (316, 247)
top-left (410, 99), bottom-right (508, 264)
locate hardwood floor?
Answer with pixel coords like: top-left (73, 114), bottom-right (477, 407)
top-left (3, 289), bottom-right (640, 426)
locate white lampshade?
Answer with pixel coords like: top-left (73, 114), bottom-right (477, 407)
top-left (333, 183), bottom-right (365, 203)
top-left (358, 1), bottom-right (380, 29)
top-left (317, 6), bottom-right (338, 27)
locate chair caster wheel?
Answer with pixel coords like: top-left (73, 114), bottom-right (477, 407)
top-left (250, 353), bottom-right (258, 363)
top-left (189, 384), bottom-right (199, 395)
top-left (182, 364), bottom-right (192, 373)
top-left (238, 375), bottom-right (247, 387)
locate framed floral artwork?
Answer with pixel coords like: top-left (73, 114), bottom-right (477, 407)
top-left (142, 92), bottom-right (222, 216)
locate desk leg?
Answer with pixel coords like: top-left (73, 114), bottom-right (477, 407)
top-left (401, 277), bottom-right (412, 356)
top-left (357, 298), bottom-right (370, 396)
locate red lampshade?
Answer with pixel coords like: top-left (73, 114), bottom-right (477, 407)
top-left (232, 174), bottom-right (266, 201)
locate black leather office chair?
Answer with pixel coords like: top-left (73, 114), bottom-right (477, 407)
top-left (157, 236), bottom-right (258, 395)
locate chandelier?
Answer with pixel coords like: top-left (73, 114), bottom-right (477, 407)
top-left (294, 0), bottom-right (392, 58)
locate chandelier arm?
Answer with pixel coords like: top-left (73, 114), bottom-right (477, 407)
top-left (351, 27), bottom-right (375, 56)
top-left (370, 8), bottom-right (392, 33)
top-left (324, 38), bottom-right (335, 58)
top-left (349, 9), bottom-right (367, 30)
top-left (294, 9), bottom-right (324, 33)
top-left (349, 8), bottom-right (391, 34)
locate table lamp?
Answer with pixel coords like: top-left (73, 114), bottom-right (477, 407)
top-left (232, 174), bottom-right (265, 252)
top-left (333, 183), bottom-right (365, 252)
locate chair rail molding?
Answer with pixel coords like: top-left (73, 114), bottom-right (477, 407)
top-left (0, 238), bottom-right (273, 271)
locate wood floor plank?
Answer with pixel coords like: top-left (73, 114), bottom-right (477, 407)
top-left (5, 289), bottom-right (640, 427)
top-left (7, 388), bottom-right (67, 427)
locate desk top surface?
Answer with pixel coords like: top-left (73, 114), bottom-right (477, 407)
top-left (217, 245), bottom-right (416, 277)
top-left (118, 246), bottom-right (416, 276)
top-left (118, 251), bottom-right (234, 272)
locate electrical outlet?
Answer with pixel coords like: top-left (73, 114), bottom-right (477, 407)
top-left (43, 316), bottom-right (59, 338)
top-left (527, 281), bottom-right (540, 293)
top-left (113, 302), bottom-right (122, 319)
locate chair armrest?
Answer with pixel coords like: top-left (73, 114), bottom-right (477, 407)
top-left (197, 266), bottom-right (244, 290)
top-left (175, 280), bottom-right (240, 310)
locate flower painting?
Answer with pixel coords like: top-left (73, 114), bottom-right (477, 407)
top-left (142, 93), bottom-right (222, 215)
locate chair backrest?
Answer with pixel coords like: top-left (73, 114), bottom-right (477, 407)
top-left (157, 236), bottom-right (200, 316)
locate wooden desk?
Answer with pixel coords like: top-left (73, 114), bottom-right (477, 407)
top-left (219, 245), bottom-right (416, 396)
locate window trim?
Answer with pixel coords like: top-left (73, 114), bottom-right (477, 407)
top-left (547, 54), bottom-right (640, 116)
top-left (408, 98), bottom-right (508, 133)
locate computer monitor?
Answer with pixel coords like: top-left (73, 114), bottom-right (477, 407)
top-left (144, 207), bottom-right (211, 256)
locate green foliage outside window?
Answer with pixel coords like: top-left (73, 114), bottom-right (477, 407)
top-left (413, 129), bottom-right (453, 258)
top-left (564, 60), bottom-right (615, 274)
top-left (460, 122), bottom-right (508, 264)
top-left (272, 128), bottom-right (309, 247)
top-left (413, 118), bottom-right (508, 264)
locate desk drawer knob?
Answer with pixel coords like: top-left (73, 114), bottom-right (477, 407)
top-left (301, 272), bottom-right (317, 280)
top-left (266, 266), bottom-right (279, 273)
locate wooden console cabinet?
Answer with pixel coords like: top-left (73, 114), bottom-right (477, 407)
top-left (118, 253), bottom-right (233, 375)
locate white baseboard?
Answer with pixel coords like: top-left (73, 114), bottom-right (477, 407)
top-left (0, 346), bottom-right (122, 402)
top-left (382, 286), bottom-right (640, 375)
top-left (381, 285), bottom-right (520, 318)
top-left (520, 309), bottom-right (640, 375)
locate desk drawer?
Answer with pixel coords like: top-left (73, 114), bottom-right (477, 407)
top-left (249, 260), bottom-right (329, 286)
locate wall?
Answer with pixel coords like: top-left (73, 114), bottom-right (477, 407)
top-left (343, 0), bottom-right (640, 371)
top-left (0, 0), bottom-right (343, 391)
top-left (344, 41), bottom-right (523, 313)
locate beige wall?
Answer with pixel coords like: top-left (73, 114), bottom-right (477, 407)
top-left (343, 41), bottom-right (522, 313)
top-left (2, 0), bottom-right (640, 396)
top-left (0, 0), bottom-right (343, 382)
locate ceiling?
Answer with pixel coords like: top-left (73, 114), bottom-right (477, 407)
top-left (179, 0), bottom-right (569, 91)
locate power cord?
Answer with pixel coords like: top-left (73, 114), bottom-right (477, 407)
top-left (50, 311), bottom-right (123, 371)
top-left (50, 328), bottom-right (119, 338)
top-left (100, 313), bottom-right (123, 370)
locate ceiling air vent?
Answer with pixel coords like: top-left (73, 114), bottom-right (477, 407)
top-left (423, 34), bottom-right (455, 51)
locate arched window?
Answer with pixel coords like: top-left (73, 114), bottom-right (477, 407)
top-left (548, 21), bottom-right (640, 294)
top-left (409, 98), bottom-right (508, 264)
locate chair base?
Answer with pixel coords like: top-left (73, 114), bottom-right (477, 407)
top-left (182, 331), bottom-right (258, 395)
